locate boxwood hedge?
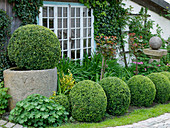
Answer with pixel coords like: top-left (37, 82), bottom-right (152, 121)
top-left (147, 73), bottom-right (170, 103)
top-left (99, 77), bottom-right (130, 115)
top-left (69, 80), bottom-right (107, 122)
top-left (127, 75), bottom-right (156, 107)
top-left (8, 24), bottom-right (61, 70)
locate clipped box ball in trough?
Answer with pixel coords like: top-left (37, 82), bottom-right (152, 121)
top-left (3, 24), bottom-right (61, 110)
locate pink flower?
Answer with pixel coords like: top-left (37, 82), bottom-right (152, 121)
top-left (133, 62), bottom-right (137, 64)
top-left (138, 62), bottom-right (143, 64)
top-left (144, 68), bottom-right (146, 71)
top-left (158, 64), bottom-right (161, 67)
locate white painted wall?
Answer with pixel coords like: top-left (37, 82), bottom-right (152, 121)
top-left (122, 0), bottom-right (170, 40)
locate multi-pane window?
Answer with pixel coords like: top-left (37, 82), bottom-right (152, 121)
top-left (39, 4), bottom-right (94, 60)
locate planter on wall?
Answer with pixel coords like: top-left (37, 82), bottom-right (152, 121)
top-left (3, 67), bottom-right (57, 110)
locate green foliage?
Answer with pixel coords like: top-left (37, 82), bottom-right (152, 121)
top-left (50, 93), bottom-right (70, 113)
top-left (159, 72), bottom-right (170, 81)
top-left (9, 94), bottom-right (69, 128)
top-left (8, 24), bottom-right (61, 70)
top-left (129, 8), bottom-right (154, 47)
top-left (57, 53), bottom-right (133, 83)
top-left (147, 73), bottom-right (170, 103)
top-left (69, 80), bottom-right (107, 122)
top-left (130, 56), bottom-right (169, 76)
top-left (8, 0), bottom-right (43, 25)
top-left (0, 9), bottom-right (11, 82)
top-left (127, 75), bottom-right (156, 107)
top-left (99, 77), bottom-right (130, 115)
top-left (0, 81), bottom-right (11, 115)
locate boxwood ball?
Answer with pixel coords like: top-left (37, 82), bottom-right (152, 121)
top-left (99, 77), bottom-right (131, 115)
top-left (147, 73), bottom-right (170, 103)
top-left (8, 24), bottom-right (61, 70)
top-left (69, 80), bottom-right (107, 122)
top-left (127, 75), bottom-right (156, 107)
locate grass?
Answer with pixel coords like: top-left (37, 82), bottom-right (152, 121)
top-left (57, 103), bottom-right (170, 128)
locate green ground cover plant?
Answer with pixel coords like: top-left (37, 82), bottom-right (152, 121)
top-left (147, 73), bottom-right (170, 103)
top-left (69, 80), bottom-right (107, 122)
top-left (9, 94), bottom-right (69, 128)
top-left (99, 77), bottom-right (130, 115)
top-left (0, 81), bottom-right (11, 115)
top-left (127, 75), bottom-right (156, 107)
top-left (57, 103), bottom-right (170, 128)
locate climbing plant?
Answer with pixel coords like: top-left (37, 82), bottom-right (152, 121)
top-left (0, 9), bottom-right (11, 82)
top-left (79, 0), bottom-right (131, 67)
top-left (8, 0), bottom-right (43, 25)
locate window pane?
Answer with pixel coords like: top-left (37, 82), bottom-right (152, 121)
top-left (63, 51), bottom-right (67, 58)
top-left (76, 18), bottom-right (80, 27)
top-left (58, 30), bottom-right (62, 39)
top-left (83, 18), bottom-right (87, 27)
top-left (88, 18), bottom-right (91, 27)
top-left (77, 50), bottom-right (80, 58)
top-left (88, 38), bottom-right (91, 47)
top-left (76, 29), bottom-right (80, 38)
top-left (63, 18), bottom-right (67, 28)
top-left (63, 40), bottom-right (67, 50)
top-left (84, 49), bottom-right (87, 55)
top-left (88, 48), bottom-right (91, 56)
top-left (83, 8), bottom-right (87, 17)
top-left (83, 39), bottom-right (87, 47)
top-left (88, 9), bottom-right (91, 17)
top-left (49, 7), bottom-right (54, 17)
top-left (71, 18), bottom-right (75, 28)
top-left (43, 18), bottom-right (47, 27)
top-left (63, 29), bottom-right (68, 39)
top-left (58, 19), bottom-right (62, 28)
top-left (76, 39), bottom-right (80, 48)
top-left (71, 40), bottom-right (75, 49)
top-left (71, 29), bottom-right (75, 38)
top-left (58, 7), bottom-right (62, 17)
top-left (83, 29), bottom-right (87, 37)
top-left (88, 28), bottom-right (91, 37)
top-left (63, 7), bottom-right (67, 17)
top-left (49, 19), bottom-right (54, 28)
top-left (43, 7), bottom-right (47, 17)
top-left (71, 8), bottom-right (75, 17)
top-left (76, 8), bottom-right (80, 17)
top-left (71, 50), bottom-right (75, 59)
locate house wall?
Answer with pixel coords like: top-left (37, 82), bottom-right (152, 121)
top-left (123, 0), bottom-right (170, 40)
top-left (0, 0), bottom-right (21, 33)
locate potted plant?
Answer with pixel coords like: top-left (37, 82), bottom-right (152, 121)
top-left (3, 24), bottom-right (61, 110)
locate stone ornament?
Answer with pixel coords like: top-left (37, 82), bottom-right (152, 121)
top-left (149, 36), bottom-right (162, 50)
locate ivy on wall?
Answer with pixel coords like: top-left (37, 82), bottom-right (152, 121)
top-left (79, 0), bottom-right (130, 67)
top-left (0, 9), bottom-right (11, 82)
top-left (8, 0), bottom-right (43, 25)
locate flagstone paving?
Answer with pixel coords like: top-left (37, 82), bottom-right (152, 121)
top-left (0, 113), bottom-right (169, 128)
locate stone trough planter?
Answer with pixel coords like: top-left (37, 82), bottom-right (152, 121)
top-left (3, 67), bottom-right (57, 110)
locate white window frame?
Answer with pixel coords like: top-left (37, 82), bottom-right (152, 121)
top-left (38, 3), bottom-right (94, 61)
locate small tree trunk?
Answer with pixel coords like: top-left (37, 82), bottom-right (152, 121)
top-left (103, 58), bottom-right (107, 76)
top-left (135, 54), bottom-right (138, 75)
top-left (100, 57), bottom-right (105, 80)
